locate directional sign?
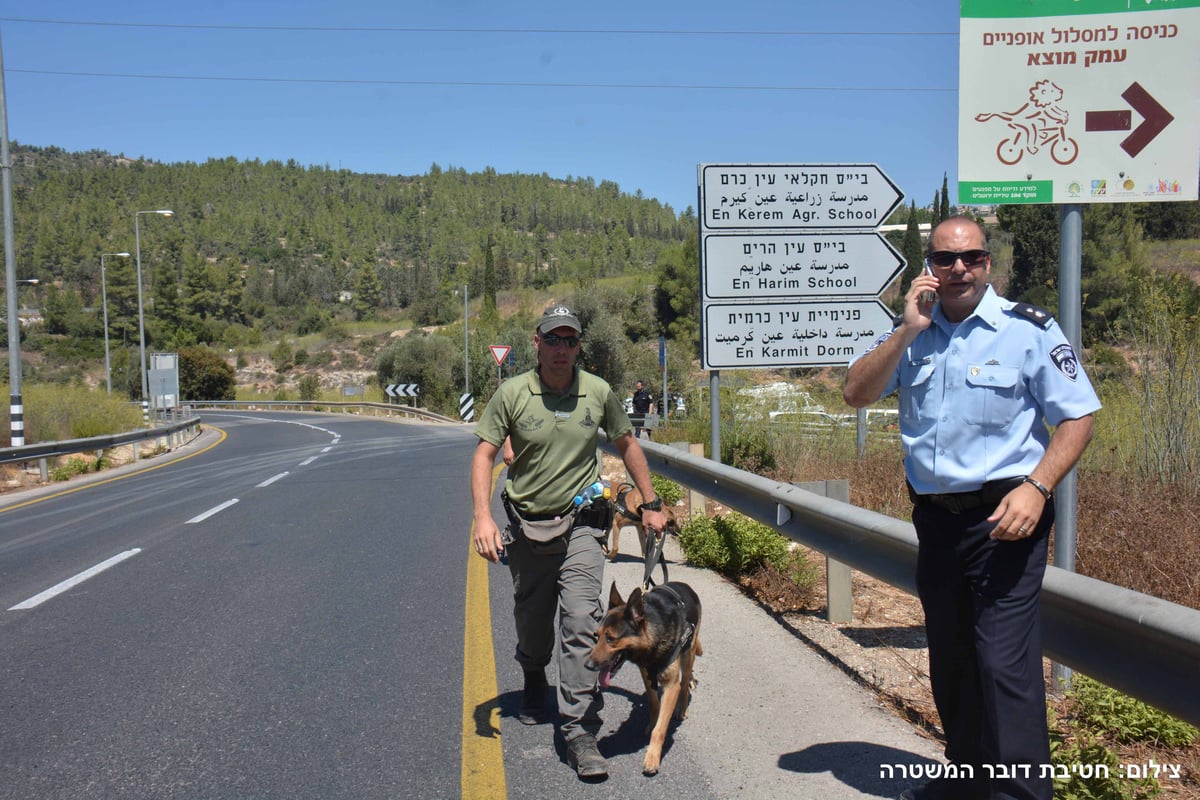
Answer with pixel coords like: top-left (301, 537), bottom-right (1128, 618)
top-left (699, 164), bottom-right (903, 230)
top-left (958, 0), bottom-right (1200, 204)
top-left (702, 300), bottom-right (895, 370)
top-left (488, 345), bottom-right (511, 366)
top-left (385, 383), bottom-right (419, 398)
top-left (460, 393), bottom-right (475, 422)
top-left (1084, 82), bottom-right (1174, 158)
top-left (702, 231), bottom-right (904, 301)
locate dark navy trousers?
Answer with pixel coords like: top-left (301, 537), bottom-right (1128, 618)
top-left (912, 498), bottom-right (1055, 800)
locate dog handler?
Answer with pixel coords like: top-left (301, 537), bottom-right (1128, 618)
top-left (844, 216), bottom-right (1100, 800)
top-left (471, 304), bottom-right (667, 779)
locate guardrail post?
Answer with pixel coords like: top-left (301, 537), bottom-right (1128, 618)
top-left (795, 480), bottom-right (853, 624)
top-left (39, 457), bottom-right (48, 482)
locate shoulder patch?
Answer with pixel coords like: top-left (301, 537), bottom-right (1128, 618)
top-left (1010, 303), bottom-right (1054, 328)
top-left (1050, 343), bottom-right (1080, 381)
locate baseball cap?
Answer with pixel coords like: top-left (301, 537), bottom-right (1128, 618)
top-left (537, 305), bottom-right (582, 334)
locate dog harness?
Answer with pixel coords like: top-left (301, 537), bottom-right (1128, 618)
top-left (648, 585), bottom-right (696, 686)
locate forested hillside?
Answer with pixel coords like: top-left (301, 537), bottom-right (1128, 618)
top-left (8, 142), bottom-right (692, 345)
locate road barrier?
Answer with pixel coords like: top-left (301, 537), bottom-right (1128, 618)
top-left (608, 435), bottom-right (1200, 728)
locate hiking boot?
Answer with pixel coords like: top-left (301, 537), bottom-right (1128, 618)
top-left (567, 733), bottom-right (607, 779)
top-left (517, 669), bottom-right (549, 725)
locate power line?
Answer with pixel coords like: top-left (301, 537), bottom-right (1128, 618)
top-left (0, 16), bottom-right (956, 37)
top-left (9, 68), bottom-right (955, 93)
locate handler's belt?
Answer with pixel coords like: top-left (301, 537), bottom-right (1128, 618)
top-left (908, 477), bottom-right (1025, 514)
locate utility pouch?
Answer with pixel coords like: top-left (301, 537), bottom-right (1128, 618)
top-left (502, 491), bottom-right (575, 555)
top-left (576, 498), bottom-right (615, 532)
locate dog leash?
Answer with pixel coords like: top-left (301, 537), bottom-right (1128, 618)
top-left (642, 527), bottom-right (668, 590)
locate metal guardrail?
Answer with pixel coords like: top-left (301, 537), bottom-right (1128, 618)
top-left (0, 414), bottom-right (202, 467)
top-left (606, 436), bottom-right (1200, 728)
top-left (0, 399), bottom-right (455, 470)
top-left (187, 399), bottom-right (460, 424)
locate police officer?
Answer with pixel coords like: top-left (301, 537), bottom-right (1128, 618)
top-left (631, 380), bottom-right (653, 439)
top-left (844, 216), bottom-right (1101, 800)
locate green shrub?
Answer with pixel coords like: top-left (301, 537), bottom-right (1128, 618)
top-left (721, 426), bottom-right (777, 473)
top-left (678, 511), bottom-right (791, 576)
top-left (50, 457), bottom-right (92, 482)
top-left (1069, 675), bottom-right (1198, 747)
top-left (1049, 709), bottom-right (1160, 800)
top-left (650, 474), bottom-right (683, 506)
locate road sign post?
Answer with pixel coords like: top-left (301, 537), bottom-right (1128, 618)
top-left (698, 163), bottom-right (904, 372)
top-left (489, 345), bottom-right (511, 385)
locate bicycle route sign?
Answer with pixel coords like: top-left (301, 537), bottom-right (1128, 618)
top-left (958, 0), bottom-right (1200, 205)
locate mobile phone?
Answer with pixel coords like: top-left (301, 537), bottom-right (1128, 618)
top-left (922, 259), bottom-right (936, 303)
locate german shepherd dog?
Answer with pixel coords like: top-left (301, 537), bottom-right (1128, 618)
top-left (604, 485), bottom-right (681, 562)
top-left (586, 581), bottom-right (702, 776)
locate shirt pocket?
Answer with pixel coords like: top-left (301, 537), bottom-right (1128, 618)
top-left (899, 361), bottom-right (937, 423)
top-left (963, 364), bottom-right (1022, 427)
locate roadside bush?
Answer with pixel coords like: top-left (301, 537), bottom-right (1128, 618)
top-left (678, 511), bottom-right (791, 576)
top-left (650, 474), bottom-right (683, 506)
top-left (1068, 675), bottom-right (1198, 748)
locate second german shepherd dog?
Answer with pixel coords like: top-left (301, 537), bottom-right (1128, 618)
top-left (586, 581), bottom-right (702, 775)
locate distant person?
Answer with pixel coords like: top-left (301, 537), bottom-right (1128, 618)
top-left (631, 380), bottom-right (653, 439)
top-left (843, 216), bottom-right (1100, 800)
top-left (471, 305), bottom-right (667, 780)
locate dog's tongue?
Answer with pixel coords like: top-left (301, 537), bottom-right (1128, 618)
top-left (598, 665), bottom-right (614, 690)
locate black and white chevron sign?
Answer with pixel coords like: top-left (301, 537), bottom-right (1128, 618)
top-left (385, 383), bottom-right (420, 399)
top-left (459, 393), bottom-right (475, 422)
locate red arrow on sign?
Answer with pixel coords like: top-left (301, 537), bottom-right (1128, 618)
top-left (489, 345), bottom-right (511, 366)
top-left (1085, 82), bottom-right (1174, 158)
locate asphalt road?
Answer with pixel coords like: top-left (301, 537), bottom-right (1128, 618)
top-left (0, 411), bottom-right (941, 799)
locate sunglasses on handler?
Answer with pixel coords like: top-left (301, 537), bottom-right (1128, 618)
top-left (541, 333), bottom-right (580, 348)
top-left (925, 249), bottom-right (990, 269)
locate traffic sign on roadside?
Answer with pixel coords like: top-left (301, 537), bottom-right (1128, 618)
top-left (488, 345), bottom-right (511, 366)
top-left (703, 300), bottom-right (896, 370)
top-left (958, 0), bottom-right (1200, 204)
top-left (699, 163), bottom-right (903, 230)
top-left (385, 383), bottom-right (419, 399)
top-left (702, 231), bottom-right (904, 300)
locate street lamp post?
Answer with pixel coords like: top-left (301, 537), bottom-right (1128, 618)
top-left (134, 209), bottom-right (173, 423)
top-left (100, 252), bottom-right (130, 394)
top-left (462, 283), bottom-right (469, 396)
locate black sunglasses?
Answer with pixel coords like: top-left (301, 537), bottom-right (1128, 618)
top-left (541, 333), bottom-right (580, 348)
top-left (925, 249), bottom-right (990, 269)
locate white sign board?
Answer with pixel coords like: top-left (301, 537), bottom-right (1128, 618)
top-left (702, 232), bottom-right (904, 300)
top-left (959, 0), bottom-right (1200, 204)
top-left (699, 164), bottom-right (903, 229)
top-left (703, 300), bottom-right (895, 370)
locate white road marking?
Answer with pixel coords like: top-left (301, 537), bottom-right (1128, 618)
top-left (186, 499), bottom-right (240, 524)
top-left (9, 549), bottom-right (143, 610)
top-left (258, 472), bottom-right (289, 487)
top-left (299, 456), bottom-right (318, 466)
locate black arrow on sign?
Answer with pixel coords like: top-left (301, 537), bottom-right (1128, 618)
top-left (1084, 82), bottom-right (1173, 158)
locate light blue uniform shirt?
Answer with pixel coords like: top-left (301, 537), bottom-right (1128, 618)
top-left (853, 286), bottom-right (1101, 495)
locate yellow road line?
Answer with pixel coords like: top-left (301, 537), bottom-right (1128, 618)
top-left (0, 426), bottom-right (227, 514)
top-left (462, 462), bottom-right (506, 800)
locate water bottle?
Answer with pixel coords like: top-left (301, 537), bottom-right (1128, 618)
top-left (572, 479), bottom-right (612, 509)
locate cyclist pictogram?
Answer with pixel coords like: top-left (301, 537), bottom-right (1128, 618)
top-left (975, 79), bottom-right (1079, 166)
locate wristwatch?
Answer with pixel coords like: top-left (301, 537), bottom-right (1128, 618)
top-left (638, 498), bottom-right (663, 513)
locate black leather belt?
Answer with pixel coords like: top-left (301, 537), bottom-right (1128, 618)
top-left (908, 477), bottom-right (1025, 514)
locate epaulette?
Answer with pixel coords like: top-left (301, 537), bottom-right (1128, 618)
top-left (1010, 302), bottom-right (1054, 328)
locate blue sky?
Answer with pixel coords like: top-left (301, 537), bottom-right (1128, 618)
top-left (2, 1), bottom-right (962, 216)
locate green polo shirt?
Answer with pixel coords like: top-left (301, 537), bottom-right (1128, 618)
top-left (475, 368), bottom-right (633, 516)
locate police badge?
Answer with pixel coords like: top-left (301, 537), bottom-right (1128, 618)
top-left (1050, 343), bottom-right (1079, 381)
